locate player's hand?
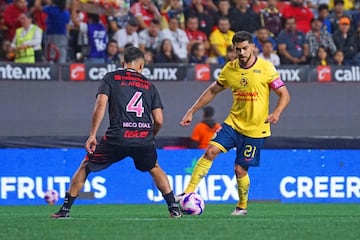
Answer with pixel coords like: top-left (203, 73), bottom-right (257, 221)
top-left (180, 111), bottom-right (193, 126)
top-left (85, 136), bottom-right (98, 154)
top-left (265, 112), bottom-right (280, 124)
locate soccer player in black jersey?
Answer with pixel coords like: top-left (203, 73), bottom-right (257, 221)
top-left (51, 47), bottom-right (182, 218)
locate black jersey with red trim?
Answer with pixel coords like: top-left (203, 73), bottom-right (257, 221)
top-left (97, 68), bottom-right (163, 146)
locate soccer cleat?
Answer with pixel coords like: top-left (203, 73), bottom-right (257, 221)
top-left (174, 193), bottom-right (185, 203)
top-left (231, 207), bottom-right (248, 216)
top-left (168, 203), bottom-right (182, 218)
top-left (50, 209), bottom-right (70, 219)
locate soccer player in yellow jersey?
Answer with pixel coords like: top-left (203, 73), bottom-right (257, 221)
top-left (178, 30), bottom-right (290, 215)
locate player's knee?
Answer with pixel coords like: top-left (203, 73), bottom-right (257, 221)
top-left (136, 161), bottom-right (156, 172)
top-left (84, 163), bottom-right (91, 175)
top-left (234, 164), bottom-right (248, 177)
top-left (204, 145), bottom-right (221, 160)
top-left (80, 159), bottom-right (92, 174)
top-left (80, 159), bottom-right (88, 167)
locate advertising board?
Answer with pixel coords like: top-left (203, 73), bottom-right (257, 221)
top-left (1, 149), bottom-right (359, 205)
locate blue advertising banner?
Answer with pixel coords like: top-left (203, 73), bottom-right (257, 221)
top-left (0, 149), bottom-right (359, 205)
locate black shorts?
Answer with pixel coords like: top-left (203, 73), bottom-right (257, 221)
top-left (85, 138), bottom-right (157, 172)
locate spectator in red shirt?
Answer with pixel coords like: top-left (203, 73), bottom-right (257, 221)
top-left (28, 0), bottom-right (47, 31)
top-left (185, 15), bottom-right (210, 52)
top-left (3, 0), bottom-right (28, 41)
top-left (131, 0), bottom-right (161, 30)
top-left (282, 0), bottom-right (314, 34)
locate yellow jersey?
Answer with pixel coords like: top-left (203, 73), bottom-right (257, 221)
top-left (217, 57), bottom-right (281, 138)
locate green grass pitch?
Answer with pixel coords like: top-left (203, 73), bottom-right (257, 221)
top-left (0, 203), bottom-right (359, 240)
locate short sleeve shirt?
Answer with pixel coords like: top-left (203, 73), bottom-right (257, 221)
top-left (98, 69), bottom-right (163, 146)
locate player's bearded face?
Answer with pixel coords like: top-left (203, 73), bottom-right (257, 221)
top-left (234, 41), bottom-right (255, 66)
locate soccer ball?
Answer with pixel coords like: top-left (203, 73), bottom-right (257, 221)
top-left (44, 189), bottom-right (59, 205)
top-left (179, 192), bottom-right (205, 215)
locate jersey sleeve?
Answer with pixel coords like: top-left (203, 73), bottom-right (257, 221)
top-left (97, 73), bottom-right (112, 97)
top-left (267, 63), bottom-right (285, 90)
top-left (151, 85), bottom-right (164, 110)
top-left (217, 62), bottom-right (231, 88)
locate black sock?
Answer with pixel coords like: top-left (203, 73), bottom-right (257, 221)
top-left (163, 191), bottom-right (176, 207)
top-left (61, 192), bottom-right (77, 211)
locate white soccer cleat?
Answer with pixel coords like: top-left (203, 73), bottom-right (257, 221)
top-left (174, 193), bottom-right (185, 203)
top-left (231, 207), bottom-right (248, 216)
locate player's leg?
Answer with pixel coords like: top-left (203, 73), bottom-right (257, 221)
top-left (131, 146), bottom-right (181, 218)
top-left (149, 163), bottom-right (172, 193)
top-left (51, 139), bottom-right (123, 218)
top-left (68, 160), bottom-right (90, 196)
top-left (175, 124), bottom-right (236, 201)
top-left (51, 159), bottom-right (90, 218)
top-left (232, 164), bottom-right (250, 216)
top-left (183, 144), bottom-right (221, 193)
top-left (148, 163), bottom-right (182, 218)
top-left (231, 136), bottom-right (265, 216)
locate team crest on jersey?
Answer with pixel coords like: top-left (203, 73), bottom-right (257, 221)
top-left (240, 76), bottom-right (248, 88)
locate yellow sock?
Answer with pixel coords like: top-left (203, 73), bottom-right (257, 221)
top-left (184, 156), bottom-right (213, 193)
top-left (236, 173), bottom-right (250, 209)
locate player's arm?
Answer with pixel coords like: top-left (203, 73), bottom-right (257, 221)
top-left (86, 94), bottom-right (108, 153)
top-left (152, 108), bottom-right (163, 137)
top-left (266, 86), bottom-right (290, 124)
top-left (180, 81), bottom-right (225, 126)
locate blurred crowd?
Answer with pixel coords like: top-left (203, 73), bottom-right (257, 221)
top-left (0, 0), bottom-right (360, 66)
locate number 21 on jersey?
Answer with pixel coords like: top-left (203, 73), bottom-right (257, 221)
top-left (243, 144), bottom-right (257, 159)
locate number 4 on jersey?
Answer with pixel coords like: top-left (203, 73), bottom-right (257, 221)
top-left (126, 92), bottom-right (144, 117)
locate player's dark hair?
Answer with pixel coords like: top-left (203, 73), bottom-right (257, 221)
top-left (123, 46), bottom-right (144, 63)
top-left (232, 31), bottom-right (253, 45)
